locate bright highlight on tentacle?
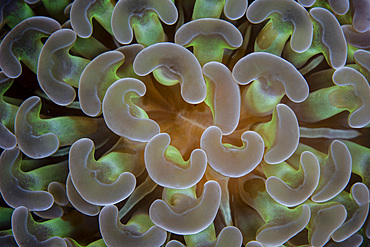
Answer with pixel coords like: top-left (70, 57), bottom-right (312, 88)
top-left (69, 138), bottom-right (137, 205)
top-left (247, 0), bottom-right (313, 55)
top-left (253, 104), bottom-right (300, 164)
top-left (175, 18), bottom-right (243, 66)
top-left (99, 205), bottom-right (167, 247)
top-left (70, 0), bottom-right (115, 38)
top-left (149, 181), bottom-right (221, 235)
top-left (133, 42), bottom-right (207, 104)
top-left (284, 7), bottom-right (347, 69)
top-left (145, 133), bottom-right (207, 189)
top-left (232, 52), bottom-right (309, 116)
top-left (201, 126), bottom-right (264, 178)
top-left (111, 0), bottom-right (178, 46)
top-left (79, 44), bottom-right (144, 117)
top-left (102, 78), bottom-right (160, 142)
top-left (37, 29), bottom-right (90, 106)
top-left (0, 73), bottom-right (18, 150)
top-left (264, 151), bottom-right (320, 207)
top-left (203, 61), bottom-right (241, 134)
top-left (0, 16), bottom-right (61, 78)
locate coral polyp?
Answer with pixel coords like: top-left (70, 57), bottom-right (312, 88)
top-left (0, 0), bottom-right (369, 246)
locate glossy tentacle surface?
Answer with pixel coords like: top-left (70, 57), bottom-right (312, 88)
top-left (0, 1), bottom-right (369, 246)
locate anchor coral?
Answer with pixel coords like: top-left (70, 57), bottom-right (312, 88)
top-left (0, 0), bottom-right (369, 246)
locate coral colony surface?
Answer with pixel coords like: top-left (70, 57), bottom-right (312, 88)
top-left (0, 0), bottom-right (369, 246)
